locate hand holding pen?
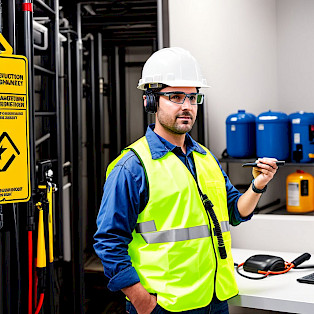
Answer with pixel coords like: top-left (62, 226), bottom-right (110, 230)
top-left (242, 160), bottom-right (285, 168)
top-left (243, 158), bottom-right (282, 190)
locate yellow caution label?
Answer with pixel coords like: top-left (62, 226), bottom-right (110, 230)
top-left (0, 34), bottom-right (30, 204)
top-left (37, 208), bottom-right (47, 268)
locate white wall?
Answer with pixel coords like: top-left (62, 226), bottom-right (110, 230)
top-left (276, 0), bottom-right (314, 186)
top-left (169, 0), bottom-right (278, 157)
top-left (231, 214), bottom-right (314, 253)
top-left (169, 0), bottom-right (314, 155)
top-left (168, 0), bottom-right (314, 209)
top-left (277, 0), bottom-right (314, 113)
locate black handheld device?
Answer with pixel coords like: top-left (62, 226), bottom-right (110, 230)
top-left (242, 161), bottom-right (285, 167)
top-left (236, 253), bottom-right (312, 280)
top-left (243, 255), bottom-right (286, 273)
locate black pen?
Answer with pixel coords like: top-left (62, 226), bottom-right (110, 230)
top-left (242, 161), bottom-right (285, 167)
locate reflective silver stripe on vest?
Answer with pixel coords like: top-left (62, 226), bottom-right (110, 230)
top-left (136, 220), bottom-right (157, 233)
top-left (214, 220), bottom-right (230, 236)
top-left (140, 225), bottom-right (210, 244)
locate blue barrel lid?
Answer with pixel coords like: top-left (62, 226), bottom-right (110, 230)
top-left (226, 110), bottom-right (256, 124)
top-left (289, 111), bottom-right (314, 125)
top-left (257, 110), bottom-right (288, 123)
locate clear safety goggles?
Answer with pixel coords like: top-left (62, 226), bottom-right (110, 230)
top-left (155, 91), bottom-right (204, 105)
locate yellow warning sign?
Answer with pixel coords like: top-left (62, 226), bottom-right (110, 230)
top-left (0, 34), bottom-right (30, 204)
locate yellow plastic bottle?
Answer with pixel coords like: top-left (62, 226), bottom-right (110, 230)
top-left (286, 170), bottom-right (314, 213)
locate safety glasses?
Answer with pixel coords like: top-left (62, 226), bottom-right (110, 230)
top-left (155, 91), bottom-right (204, 105)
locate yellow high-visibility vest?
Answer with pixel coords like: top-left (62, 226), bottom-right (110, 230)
top-left (107, 136), bottom-right (238, 311)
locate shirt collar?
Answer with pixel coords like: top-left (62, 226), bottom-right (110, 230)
top-left (145, 124), bottom-right (206, 160)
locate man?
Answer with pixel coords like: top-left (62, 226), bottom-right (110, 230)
top-left (94, 47), bottom-right (278, 313)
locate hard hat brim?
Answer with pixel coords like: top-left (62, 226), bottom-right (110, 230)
top-left (138, 79), bottom-right (210, 90)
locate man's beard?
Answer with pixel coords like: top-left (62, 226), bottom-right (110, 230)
top-left (157, 112), bottom-right (195, 134)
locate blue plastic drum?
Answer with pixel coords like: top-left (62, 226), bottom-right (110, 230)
top-left (256, 110), bottom-right (290, 160)
top-left (226, 110), bottom-right (256, 158)
top-left (289, 111), bottom-right (314, 163)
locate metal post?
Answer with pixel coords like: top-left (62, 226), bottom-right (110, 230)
top-left (23, 3), bottom-right (37, 280)
top-left (12, 203), bottom-right (21, 314)
top-left (56, 28), bottom-right (75, 311)
top-left (83, 33), bottom-right (98, 254)
top-left (8, 0), bottom-right (16, 52)
top-left (114, 46), bottom-right (121, 154)
top-left (157, 0), bottom-right (169, 49)
top-left (157, 0), bottom-right (163, 50)
top-left (74, 3), bottom-right (84, 312)
top-left (16, 2), bottom-right (36, 314)
top-left (65, 31), bottom-right (73, 263)
top-left (23, 0), bottom-right (35, 192)
top-left (108, 49), bottom-right (117, 160)
top-left (4, 224), bottom-right (11, 314)
top-left (52, 0), bottom-right (64, 262)
top-left (95, 32), bottom-right (104, 206)
top-left (119, 47), bottom-right (126, 149)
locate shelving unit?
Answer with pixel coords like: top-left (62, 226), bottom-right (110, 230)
top-left (267, 207), bottom-right (314, 216)
top-left (219, 157), bottom-right (314, 216)
top-left (219, 157), bottom-right (314, 177)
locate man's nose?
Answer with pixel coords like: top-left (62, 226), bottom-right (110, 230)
top-left (181, 96), bottom-right (192, 110)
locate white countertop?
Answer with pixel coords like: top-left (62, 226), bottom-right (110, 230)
top-left (229, 248), bottom-right (314, 313)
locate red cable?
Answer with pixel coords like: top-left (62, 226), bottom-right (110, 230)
top-left (28, 231), bottom-right (33, 314)
top-left (34, 293), bottom-right (44, 314)
top-left (34, 258), bottom-right (38, 308)
top-left (258, 263), bottom-right (294, 276)
top-left (237, 261), bottom-right (295, 279)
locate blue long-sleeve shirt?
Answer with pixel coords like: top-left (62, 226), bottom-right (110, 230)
top-left (94, 125), bottom-right (252, 292)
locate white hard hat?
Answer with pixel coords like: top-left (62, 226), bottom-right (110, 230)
top-left (137, 47), bottom-right (209, 90)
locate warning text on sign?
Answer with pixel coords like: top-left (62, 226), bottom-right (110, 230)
top-left (0, 94), bottom-right (25, 108)
top-left (0, 187), bottom-right (23, 197)
top-left (0, 73), bottom-right (24, 86)
top-left (0, 111), bottom-right (23, 120)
